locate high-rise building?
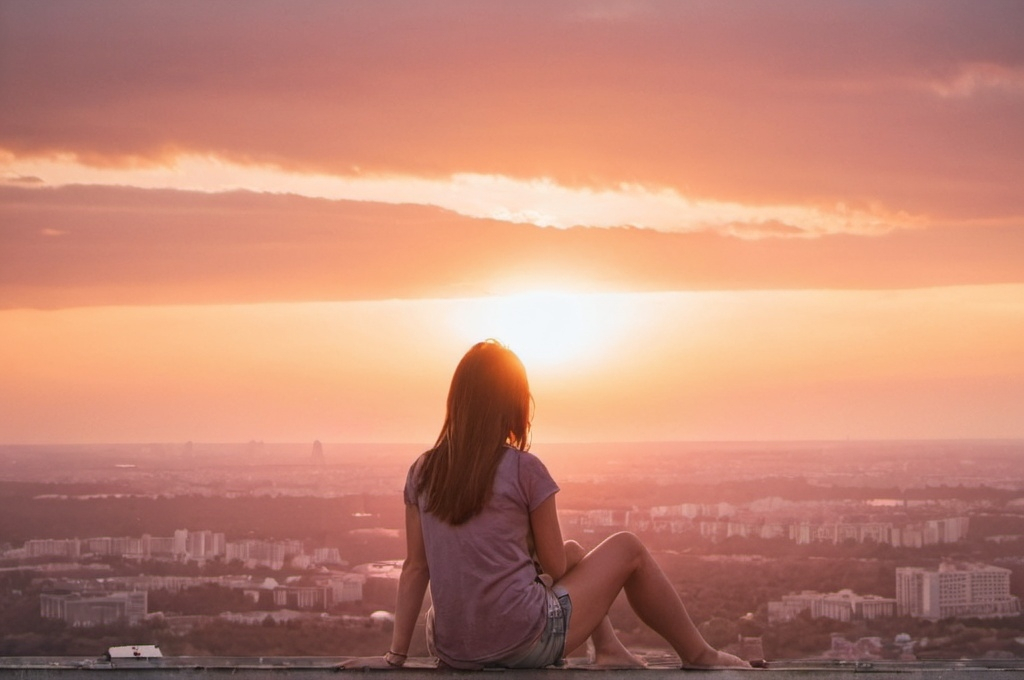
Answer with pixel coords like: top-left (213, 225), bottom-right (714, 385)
top-left (173, 529), bottom-right (189, 556)
top-left (896, 562), bottom-right (1021, 620)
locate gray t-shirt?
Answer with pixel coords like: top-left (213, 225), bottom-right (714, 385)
top-left (404, 446), bottom-right (559, 669)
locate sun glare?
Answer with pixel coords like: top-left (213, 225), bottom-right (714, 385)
top-left (448, 292), bottom-right (634, 372)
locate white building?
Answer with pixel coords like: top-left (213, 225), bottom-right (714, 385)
top-left (40, 590), bottom-right (148, 627)
top-left (768, 589), bottom-right (895, 624)
top-left (330, 573), bottom-right (365, 603)
top-left (312, 547), bottom-right (343, 565)
top-left (896, 562), bottom-right (1021, 620)
top-left (25, 538), bottom-right (80, 558)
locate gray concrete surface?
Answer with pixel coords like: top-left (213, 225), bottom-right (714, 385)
top-left (1, 657), bottom-right (1023, 679)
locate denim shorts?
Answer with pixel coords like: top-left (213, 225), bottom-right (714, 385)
top-left (494, 584), bottom-right (572, 669)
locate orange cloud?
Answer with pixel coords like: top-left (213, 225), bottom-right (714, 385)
top-left (1, 2), bottom-right (1022, 223)
top-left (1, 153), bottom-right (931, 235)
top-left (1, 185), bottom-right (1022, 309)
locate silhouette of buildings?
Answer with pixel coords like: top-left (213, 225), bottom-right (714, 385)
top-left (559, 505), bottom-right (971, 549)
top-left (18, 530), bottom-right (315, 571)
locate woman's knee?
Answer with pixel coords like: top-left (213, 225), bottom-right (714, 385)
top-left (604, 531), bottom-right (647, 564)
top-left (564, 539), bottom-right (585, 564)
top-left (608, 531), bottom-right (643, 550)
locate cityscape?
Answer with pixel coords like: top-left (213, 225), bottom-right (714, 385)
top-left (1, 440), bottom-right (1022, 661)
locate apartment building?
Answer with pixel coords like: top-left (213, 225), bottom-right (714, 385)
top-left (896, 562), bottom-right (1021, 620)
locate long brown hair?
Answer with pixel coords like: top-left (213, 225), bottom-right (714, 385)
top-left (418, 340), bottom-right (532, 525)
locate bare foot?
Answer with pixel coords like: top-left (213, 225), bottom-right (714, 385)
top-left (688, 648), bottom-right (751, 669)
top-left (593, 647), bottom-right (647, 669)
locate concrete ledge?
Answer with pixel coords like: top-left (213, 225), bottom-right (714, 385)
top-left (1, 657), bottom-right (1023, 679)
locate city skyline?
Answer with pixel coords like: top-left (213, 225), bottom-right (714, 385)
top-left (2, 2), bottom-right (1023, 444)
top-left (5, 441), bottom-right (1022, 659)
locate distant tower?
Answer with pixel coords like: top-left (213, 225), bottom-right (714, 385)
top-left (311, 440), bottom-right (325, 465)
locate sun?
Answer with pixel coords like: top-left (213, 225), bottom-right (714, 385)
top-left (448, 291), bottom-right (631, 372)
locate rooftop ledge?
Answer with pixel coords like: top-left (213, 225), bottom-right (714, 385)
top-left (2, 657), bottom-right (1024, 678)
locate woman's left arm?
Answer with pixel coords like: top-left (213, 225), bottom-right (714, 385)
top-left (389, 504), bottom-right (430, 661)
top-left (530, 494), bottom-right (566, 580)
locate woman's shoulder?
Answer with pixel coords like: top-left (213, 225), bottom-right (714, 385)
top-left (510, 446), bottom-right (541, 462)
top-left (503, 447), bottom-right (558, 505)
top-left (504, 447), bottom-right (553, 477)
top-left (405, 450), bottom-right (433, 485)
top-left (408, 449), bottom-right (433, 476)
top-left (403, 450), bottom-right (434, 504)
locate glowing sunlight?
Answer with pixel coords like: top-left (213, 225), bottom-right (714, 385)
top-left (446, 292), bottom-right (643, 373)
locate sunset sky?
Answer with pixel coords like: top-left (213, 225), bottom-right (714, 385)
top-left (1, 1), bottom-right (1023, 444)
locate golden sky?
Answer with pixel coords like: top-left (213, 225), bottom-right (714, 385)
top-left (1, 1), bottom-right (1022, 443)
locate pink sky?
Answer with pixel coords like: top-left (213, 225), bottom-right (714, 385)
top-left (1, 1), bottom-right (1022, 444)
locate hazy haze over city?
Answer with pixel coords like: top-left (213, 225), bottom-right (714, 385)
top-left (2, 440), bottom-right (1024, 661)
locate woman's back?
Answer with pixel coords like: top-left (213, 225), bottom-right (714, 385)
top-left (405, 446), bottom-right (558, 669)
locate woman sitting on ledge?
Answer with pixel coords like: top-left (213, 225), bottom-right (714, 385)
top-left (343, 340), bottom-right (748, 670)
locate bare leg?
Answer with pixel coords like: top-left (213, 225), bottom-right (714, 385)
top-left (563, 540), bottom-right (645, 668)
top-left (557, 532), bottom-right (748, 668)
